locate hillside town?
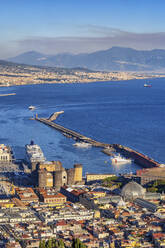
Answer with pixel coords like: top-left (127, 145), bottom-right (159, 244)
top-left (0, 62), bottom-right (165, 87)
top-left (0, 142), bottom-right (164, 247)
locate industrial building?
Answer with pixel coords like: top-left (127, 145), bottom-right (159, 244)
top-left (136, 167), bottom-right (165, 185)
top-left (86, 173), bottom-right (116, 183)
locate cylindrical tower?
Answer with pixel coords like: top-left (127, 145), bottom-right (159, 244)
top-left (38, 168), bottom-right (47, 188)
top-left (54, 169), bottom-right (67, 188)
top-left (54, 160), bottom-right (63, 171)
top-left (74, 164), bottom-right (82, 182)
top-left (67, 168), bottom-right (75, 185)
top-left (46, 172), bottom-right (53, 187)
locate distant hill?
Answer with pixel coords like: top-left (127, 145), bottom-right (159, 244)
top-left (7, 47), bottom-right (165, 71)
top-left (0, 57), bottom-right (92, 75)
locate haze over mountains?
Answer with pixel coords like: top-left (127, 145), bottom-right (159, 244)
top-left (7, 46), bottom-right (165, 72)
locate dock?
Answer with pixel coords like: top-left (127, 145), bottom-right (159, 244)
top-left (0, 93), bottom-right (16, 97)
top-left (113, 144), bottom-right (160, 168)
top-left (36, 116), bottom-right (111, 148)
top-left (34, 113), bottom-right (161, 169)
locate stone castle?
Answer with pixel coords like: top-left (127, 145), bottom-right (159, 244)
top-left (37, 161), bottom-right (83, 189)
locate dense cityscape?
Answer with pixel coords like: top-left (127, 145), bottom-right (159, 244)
top-left (0, 123), bottom-right (165, 248)
top-left (1, 0), bottom-right (165, 247)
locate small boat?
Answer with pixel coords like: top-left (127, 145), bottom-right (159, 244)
top-left (111, 154), bottom-right (132, 165)
top-left (144, 83), bottom-right (152, 87)
top-left (28, 105), bottom-right (36, 110)
top-left (73, 142), bottom-right (92, 148)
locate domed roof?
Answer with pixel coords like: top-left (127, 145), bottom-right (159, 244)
top-left (121, 181), bottom-right (146, 200)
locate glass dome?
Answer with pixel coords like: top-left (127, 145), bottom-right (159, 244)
top-left (121, 181), bottom-right (146, 200)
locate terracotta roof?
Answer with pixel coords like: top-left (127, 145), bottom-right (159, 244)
top-left (56, 220), bottom-right (67, 226)
top-left (153, 232), bottom-right (165, 239)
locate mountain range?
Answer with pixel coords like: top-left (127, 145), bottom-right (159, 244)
top-left (7, 46), bottom-right (165, 71)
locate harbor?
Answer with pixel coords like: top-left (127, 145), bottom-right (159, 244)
top-left (35, 115), bottom-right (112, 149)
top-left (34, 113), bottom-right (161, 169)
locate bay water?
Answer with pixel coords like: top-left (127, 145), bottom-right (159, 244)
top-left (0, 78), bottom-right (165, 175)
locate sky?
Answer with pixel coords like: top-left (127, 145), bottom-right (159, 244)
top-left (1, 0), bottom-right (165, 58)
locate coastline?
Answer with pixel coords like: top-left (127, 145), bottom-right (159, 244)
top-left (1, 61), bottom-right (165, 87)
top-left (1, 73), bottom-right (165, 87)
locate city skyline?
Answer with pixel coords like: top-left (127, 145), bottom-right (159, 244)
top-left (1, 0), bottom-right (165, 58)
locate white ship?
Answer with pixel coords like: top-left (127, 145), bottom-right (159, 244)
top-left (111, 154), bottom-right (132, 165)
top-left (28, 105), bottom-right (36, 110)
top-left (144, 83), bottom-right (152, 87)
top-left (25, 141), bottom-right (46, 164)
top-left (73, 142), bottom-right (92, 148)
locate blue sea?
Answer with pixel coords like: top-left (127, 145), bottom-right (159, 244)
top-left (0, 78), bottom-right (165, 175)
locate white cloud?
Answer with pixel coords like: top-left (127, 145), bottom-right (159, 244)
top-left (2, 27), bottom-right (165, 58)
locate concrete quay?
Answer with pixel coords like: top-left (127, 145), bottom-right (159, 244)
top-left (112, 144), bottom-right (160, 168)
top-left (35, 116), bottom-right (161, 169)
top-left (35, 117), bottom-right (111, 148)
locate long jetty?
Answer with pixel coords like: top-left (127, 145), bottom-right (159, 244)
top-left (36, 117), bottom-right (111, 148)
top-left (34, 114), bottom-right (160, 169)
top-left (113, 144), bottom-right (160, 168)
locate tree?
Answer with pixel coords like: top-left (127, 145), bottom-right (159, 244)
top-left (58, 240), bottom-right (65, 248)
top-left (147, 187), bottom-right (157, 193)
top-left (39, 240), bottom-right (46, 248)
top-left (46, 239), bottom-right (52, 248)
top-left (71, 238), bottom-right (86, 248)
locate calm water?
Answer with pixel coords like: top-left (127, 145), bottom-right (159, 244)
top-left (0, 78), bottom-right (165, 175)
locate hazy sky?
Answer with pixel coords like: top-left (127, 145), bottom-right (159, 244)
top-left (1, 0), bottom-right (165, 58)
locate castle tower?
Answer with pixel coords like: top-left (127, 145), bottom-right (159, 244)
top-left (74, 164), bottom-right (82, 182)
top-left (38, 168), bottom-right (47, 188)
top-left (46, 172), bottom-right (53, 187)
top-left (54, 169), bottom-right (67, 189)
top-left (39, 160), bottom-right (63, 172)
top-left (67, 168), bottom-right (75, 185)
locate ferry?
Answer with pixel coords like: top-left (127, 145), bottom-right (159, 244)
top-left (25, 141), bottom-right (46, 164)
top-left (111, 154), bottom-right (132, 165)
top-left (73, 142), bottom-right (92, 148)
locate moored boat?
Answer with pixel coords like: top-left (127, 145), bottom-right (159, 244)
top-left (25, 140), bottom-right (46, 165)
top-left (28, 105), bottom-right (36, 110)
top-left (73, 142), bottom-right (92, 148)
top-left (111, 154), bottom-right (132, 165)
top-left (144, 83), bottom-right (152, 87)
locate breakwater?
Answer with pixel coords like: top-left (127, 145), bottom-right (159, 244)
top-left (36, 117), bottom-right (111, 148)
top-left (0, 93), bottom-right (16, 97)
top-left (112, 144), bottom-right (160, 168)
top-left (35, 115), bottom-right (160, 169)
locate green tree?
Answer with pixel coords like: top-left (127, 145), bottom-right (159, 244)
top-left (147, 187), bottom-right (158, 193)
top-left (72, 238), bottom-right (86, 248)
top-left (39, 240), bottom-right (46, 248)
top-left (46, 239), bottom-right (52, 248)
top-left (58, 239), bottom-right (65, 248)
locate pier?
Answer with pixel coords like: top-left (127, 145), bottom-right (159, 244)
top-left (34, 113), bottom-right (161, 169)
top-left (36, 116), bottom-right (111, 148)
top-left (0, 93), bottom-right (16, 97)
top-left (112, 144), bottom-right (160, 168)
